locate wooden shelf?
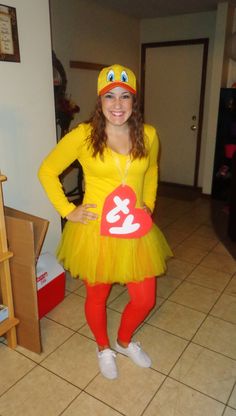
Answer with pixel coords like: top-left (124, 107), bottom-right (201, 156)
top-left (0, 174), bottom-right (19, 348)
top-left (0, 317), bottom-right (19, 337)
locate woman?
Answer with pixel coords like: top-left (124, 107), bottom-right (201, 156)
top-left (38, 64), bottom-right (172, 380)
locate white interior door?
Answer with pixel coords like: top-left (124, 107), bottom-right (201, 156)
top-left (144, 44), bottom-right (204, 186)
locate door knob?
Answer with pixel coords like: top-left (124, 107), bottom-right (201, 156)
top-left (191, 125), bottom-right (197, 131)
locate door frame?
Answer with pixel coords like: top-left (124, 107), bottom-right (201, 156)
top-left (140, 38), bottom-right (209, 188)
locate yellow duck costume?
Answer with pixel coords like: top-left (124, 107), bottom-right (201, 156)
top-left (38, 64), bottom-right (172, 284)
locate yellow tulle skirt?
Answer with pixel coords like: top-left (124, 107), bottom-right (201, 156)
top-left (56, 220), bottom-right (173, 285)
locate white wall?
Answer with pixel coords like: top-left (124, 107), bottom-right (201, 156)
top-left (0, 0), bottom-right (61, 252)
top-left (140, 11), bottom-right (216, 43)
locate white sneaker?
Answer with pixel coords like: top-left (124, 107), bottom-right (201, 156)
top-left (97, 348), bottom-right (118, 379)
top-left (115, 341), bottom-right (151, 368)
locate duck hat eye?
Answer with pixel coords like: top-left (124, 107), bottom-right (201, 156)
top-left (121, 70), bottom-right (128, 82)
top-left (97, 64), bottom-right (136, 95)
top-left (107, 69), bottom-right (115, 82)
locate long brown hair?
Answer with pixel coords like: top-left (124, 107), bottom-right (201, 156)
top-left (87, 95), bottom-right (148, 159)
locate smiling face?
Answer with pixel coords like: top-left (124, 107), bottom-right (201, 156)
top-left (101, 86), bottom-right (133, 128)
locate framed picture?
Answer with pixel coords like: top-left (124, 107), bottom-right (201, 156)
top-left (0, 4), bottom-right (20, 62)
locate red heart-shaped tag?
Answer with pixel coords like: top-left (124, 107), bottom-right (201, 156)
top-left (101, 185), bottom-right (153, 238)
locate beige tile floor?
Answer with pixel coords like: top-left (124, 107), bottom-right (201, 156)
top-left (1, 195), bottom-right (236, 415)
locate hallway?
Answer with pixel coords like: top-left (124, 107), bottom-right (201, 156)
top-left (0, 194), bottom-right (236, 415)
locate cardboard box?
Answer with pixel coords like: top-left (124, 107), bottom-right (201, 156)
top-left (0, 305), bottom-right (8, 322)
top-left (36, 252), bottom-right (65, 319)
top-left (4, 206), bottom-right (49, 353)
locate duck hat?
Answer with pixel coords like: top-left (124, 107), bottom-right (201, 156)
top-left (97, 64), bottom-right (136, 95)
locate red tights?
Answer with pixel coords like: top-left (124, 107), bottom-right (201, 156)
top-left (84, 277), bottom-right (156, 347)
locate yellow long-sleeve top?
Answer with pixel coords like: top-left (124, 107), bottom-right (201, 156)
top-left (38, 122), bottom-right (159, 219)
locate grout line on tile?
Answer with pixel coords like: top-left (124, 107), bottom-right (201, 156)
top-left (224, 381), bottom-right (236, 410)
top-left (73, 292), bottom-right (86, 299)
top-left (221, 406), bottom-right (227, 416)
top-left (38, 361), bottom-right (84, 391)
top-left (44, 315), bottom-right (82, 332)
top-left (167, 375), bottom-right (230, 406)
top-left (139, 374), bottom-right (168, 416)
top-left (191, 339), bottom-right (236, 362)
top-left (209, 311), bottom-right (236, 326)
top-left (80, 391), bottom-right (127, 416)
top-left (58, 390), bottom-right (83, 416)
top-left (74, 330), bottom-right (98, 346)
top-left (157, 297), bottom-right (212, 315)
top-left (136, 320), bottom-right (193, 343)
top-left (0, 363), bottom-right (37, 399)
top-left (39, 331), bottom-right (77, 365)
top-left (222, 405), bottom-right (236, 416)
top-left (194, 270), bottom-right (236, 321)
top-left (106, 306), bottom-right (123, 315)
top-left (0, 338), bottom-right (58, 367)
top-left (222, 272), bottom-right (236, 293)
top-left (107, 290), bottom-right (128, 306)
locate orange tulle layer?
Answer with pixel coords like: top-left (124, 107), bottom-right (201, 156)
top-left (56, 220), bottom-right (173, 285)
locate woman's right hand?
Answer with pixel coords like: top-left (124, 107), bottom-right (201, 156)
top-left (66, 204), bottom-right (98, 224)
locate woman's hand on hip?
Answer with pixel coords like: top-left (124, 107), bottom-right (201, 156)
top-left (66, 204), bottom-right (98, 224)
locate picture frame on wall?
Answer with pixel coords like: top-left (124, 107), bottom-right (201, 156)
top-left (0, 4), bottom-right (20, 62)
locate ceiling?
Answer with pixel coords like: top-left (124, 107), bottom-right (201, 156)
top-left (94, 0), bottom-right (236, 19)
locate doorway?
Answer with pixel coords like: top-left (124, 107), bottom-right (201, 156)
top-left (141, 39), bottom-right (208, 187)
